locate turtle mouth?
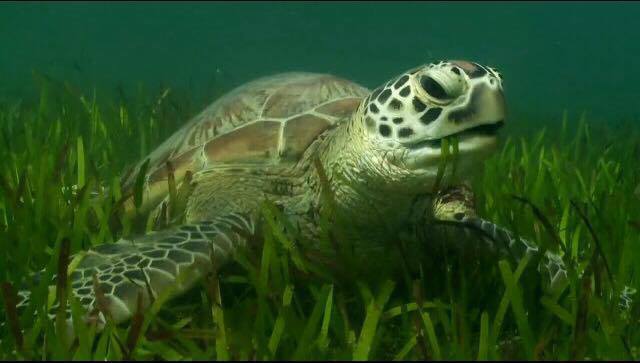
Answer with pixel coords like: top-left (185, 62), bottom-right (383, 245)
top-left (405, 120), bottom-right (505, 150)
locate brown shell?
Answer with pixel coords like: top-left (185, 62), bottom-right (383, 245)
top-left (122, 72), bottom-right (369, 214)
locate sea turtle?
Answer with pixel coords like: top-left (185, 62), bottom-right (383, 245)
top-left (15, 60), bottom-right (567, 337)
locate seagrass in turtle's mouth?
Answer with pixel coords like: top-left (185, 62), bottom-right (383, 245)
top-left (400, 119), bottom-right (504, 172)
top-left (405, 120), bottom-right (504, 150)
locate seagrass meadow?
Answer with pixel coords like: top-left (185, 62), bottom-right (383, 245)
top-left (2, 2), bottom-right (640, 360)
top-left (0, 73), bottom-right (637, 361)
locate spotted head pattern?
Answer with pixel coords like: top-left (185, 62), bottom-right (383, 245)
top-left (362, 60), bottom-right (505, 148)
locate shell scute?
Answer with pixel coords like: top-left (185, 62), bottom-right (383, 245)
top-left (281, 114), bottom-right (333, 160)
top-left (204, 120), bottom-right (281, 164)
top-left (148, 147), bottom-right (200, 184)
top-left (262, 75), bottom-right (357, 118)
top-left (316, 97), bottom-right (362, 118)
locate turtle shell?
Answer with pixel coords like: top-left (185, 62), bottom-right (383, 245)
top-left (122, 72), bottom-right (369, 214)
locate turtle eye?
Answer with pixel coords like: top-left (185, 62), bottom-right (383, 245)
top-left (414, 66), bottom-right (466, 105)
top-left (420, 76), bottom-right (451, 100)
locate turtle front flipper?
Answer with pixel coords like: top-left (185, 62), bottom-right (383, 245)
top-left (15, 212), bottom-right (256, 338)
top-left (460, 217), bottom-right (568, 290)
top-left (430, 185), bottom-right (568, 290)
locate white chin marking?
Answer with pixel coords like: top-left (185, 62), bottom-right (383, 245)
top-left (403, 134), bottom-right (497, 170)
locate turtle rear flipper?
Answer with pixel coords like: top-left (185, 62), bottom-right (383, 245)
top-left (15, 212), bottom-right (256, 336)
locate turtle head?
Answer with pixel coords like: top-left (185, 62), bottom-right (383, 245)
top-left (359, 60), bottom-right (506, 190)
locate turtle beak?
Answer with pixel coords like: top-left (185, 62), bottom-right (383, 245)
top-left (448, 60), bottom-right (506, 127)
top-left (450, 84), bottom-right (506, 126)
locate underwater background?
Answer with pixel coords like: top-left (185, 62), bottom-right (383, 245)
top-left (2, 1), bottom-right (640, 123)
top-left (0, 2), bottom-right (639, 361)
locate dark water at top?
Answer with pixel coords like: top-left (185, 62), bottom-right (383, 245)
top-left (1, 1), bottom-right (639, 123)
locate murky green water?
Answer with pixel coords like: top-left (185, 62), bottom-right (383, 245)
top-left (1, 2), bottom-right (639, 122)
